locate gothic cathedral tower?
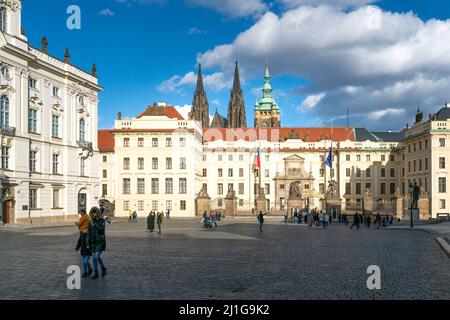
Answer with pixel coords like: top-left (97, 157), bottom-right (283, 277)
top-left (189, 64), bottom-right (210, 128)
top-left (254, 62), bottom-right (280, 128)
top-left (227, 61), bottom-right (247, 128)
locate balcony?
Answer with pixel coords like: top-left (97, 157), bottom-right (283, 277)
top-left (77, 140), bottom-right (93, 151)
top-left (0, 125), bottom-right (16, 136)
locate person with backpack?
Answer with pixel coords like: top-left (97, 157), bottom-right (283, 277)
top-left (87, 207), bottom-right (107, 279)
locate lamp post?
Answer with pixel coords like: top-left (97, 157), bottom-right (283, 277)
top-left (409, 183), bottom-right (414, 229)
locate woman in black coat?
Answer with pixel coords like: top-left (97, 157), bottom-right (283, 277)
top-left (147, 211), bottom-right (156, 233)
top-left (87, 207), bottom-right (107, 279)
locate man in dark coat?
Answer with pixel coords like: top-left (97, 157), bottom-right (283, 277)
top-left (87, 207), bottom-right (107, 279)
top-left (147, 211), bottom-right (156, 233)
top-left (350, 212), bottom-right (360, 230)
top-left (156, 211), bottom-right (163, 234)
top-left (258, 211), bottom-right (267, 232)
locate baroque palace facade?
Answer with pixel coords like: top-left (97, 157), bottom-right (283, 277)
top-left (99, 61), bottom-right (450, 220)
top-left (0, 0), bottom-right (102, 224)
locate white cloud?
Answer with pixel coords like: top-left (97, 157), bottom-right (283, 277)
top-left (188, 27), bottom-right (205, 36)
top-left (299, 93), bottom-right (325, 112)
top-left (174, 104), bottom-right (192, 120)
top-left (158, 71), bottom-right (231, 93)
top-left (281, 0), bottom-right (378, 9)
top-left (99, 8), bottom-right (115, 16)
top-left (186, 0), bottom-right (268, 18)
top-left (197, 5), bottom-right (450, 130)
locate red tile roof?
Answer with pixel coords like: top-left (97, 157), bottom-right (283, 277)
top-left (202, 127), bottom-right (355, 142)
top-left (136, 105), bottom-right (184, 120)
top-left (98, 130), bottom-right (115, 152)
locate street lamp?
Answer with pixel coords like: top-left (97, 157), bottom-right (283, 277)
top-left (408, 183), bottom-right (414, 229)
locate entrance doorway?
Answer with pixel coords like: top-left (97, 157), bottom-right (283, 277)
top-left (78, 191), bottom-right (87, 213)
top-left (2, 199), bottom-right (14, 224)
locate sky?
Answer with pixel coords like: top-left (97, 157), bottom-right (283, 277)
top-left (21, 0), bottom-right (450, 131)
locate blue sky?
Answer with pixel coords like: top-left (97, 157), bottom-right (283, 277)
top-left (22, 0), bottom-right (450, 130)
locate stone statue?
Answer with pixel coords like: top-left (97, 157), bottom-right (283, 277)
top-left (326, 180), bottom-right (338, 199)
top-left (289, 182), bottom-right (301, 199)
top-left (412, 183), bottom-right (420, 209)
top-left (197, 185), bottom-right (209, 199)
top-left (226, 184), bottom-right (236, 199)
top-left (363, 187), bottom-right (372, 199)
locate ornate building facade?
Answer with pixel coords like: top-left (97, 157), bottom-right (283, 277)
top-left (0, 0), bottom-right (102, 224)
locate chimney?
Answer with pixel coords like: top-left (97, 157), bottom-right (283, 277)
top-left (118, 112), bottom-right (122, 120)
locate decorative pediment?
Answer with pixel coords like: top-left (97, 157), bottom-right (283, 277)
top-left (29, 95), bottom-right (43, 106)
top-left (52, 103), bottom-right (64, 113)
top-left (0, 84), bottom-right (15, 95)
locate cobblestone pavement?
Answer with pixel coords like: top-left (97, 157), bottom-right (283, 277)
top-left (0, 218), bottom-right (449, 300)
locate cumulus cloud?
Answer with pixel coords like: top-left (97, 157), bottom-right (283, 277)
top-left (185, 0), bottom-right (268, 18)
top-left (174, 104), bottom-right (192, 120)
top-left (197, 5), bottom-right (450, 130)
top-left (99, 8), bottom-right (115, 16)
top-left (158, 71), bottom-right (232, 94)
top-left (281, 0), bottom-right (379, 9)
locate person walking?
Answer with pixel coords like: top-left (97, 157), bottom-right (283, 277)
top-left (307, 212), bottom-right (313, 228)
top-left (284, 213), bottom-right (288, 225)
top-left (375, 212), bottom-right (381, 229)
top-left (128, 209), bottom-right (132, 223)
top-left (258, 211), bottom-right (267, 232)
top-left (87, 207), bottom-right (107, 279)
top-left (80, 229), bottom-right (93, 277)
top-left (367, 214), bottom-right (372, 229)
top-left (147, 211), bottom-right (156, 233)
top-left (132, 211), bottom-right (137, 224)
top-left (75, 210), bottom-right (90, 251)
top-left (319, 211), bottom-right (325, 229)
top-left (350, 212), bottom-right (360, 230)
top-left (156, 211), bottom-right (163, 234)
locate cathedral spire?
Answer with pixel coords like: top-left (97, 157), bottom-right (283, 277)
top-left (190, 63), bottom-right (210, 128)
top-left (227, 61), bottom-right (247, 128)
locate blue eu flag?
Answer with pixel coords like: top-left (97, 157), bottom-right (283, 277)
top-left (325, 148), bottom-right (333, 168)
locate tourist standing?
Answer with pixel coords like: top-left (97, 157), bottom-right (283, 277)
top-left (128, 209), bottom-right (132, 223)
top-left (132, 211), bottom-right (138, 224)
top-left (319, 211), bottom-right (325, 229)
top-left (87, 207), bottom-right (107, 279)
top-left (367, 214), bottom-right (372, 229)
top-left (156, 211), bottom-right (163, 234)
top-left (258, 211), bottom-right (267, 232)
top-left (80, 228), bottom-right (93, 278)
top-left (307, 212), bottom-right (313, 228)
top-left (375, 212), bottom-right (382, 229)
top-left (75, 210), bottom-right (90, 251)
top-left (147, 211), bottom-right (156, 233)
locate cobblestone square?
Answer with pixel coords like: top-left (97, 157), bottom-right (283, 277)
top-left (0, 218), bottom-right (449, 300)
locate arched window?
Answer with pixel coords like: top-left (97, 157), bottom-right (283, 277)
top-left (0, 95), bottom-right (9, 127)
top-left (79, 118), bottom-right (85, 142)
top-left (0, 7), bottom-right (7, 33)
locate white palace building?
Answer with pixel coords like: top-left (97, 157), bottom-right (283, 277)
top-left (99, 64), bottom-right (450, 220)
top-left (0, 0), bottom-right (102, 224)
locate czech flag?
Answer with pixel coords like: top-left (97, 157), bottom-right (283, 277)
top-left (256, 149), bottom-right (261, 169)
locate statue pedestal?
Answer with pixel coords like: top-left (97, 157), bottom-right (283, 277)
top-left (395, 197), bottom-right (404, 218)
top-left (287, 198), bottom-right (303, 216)
top-left (225, 197), bottom-right (237, 216)
top-left (196, 197), bottom-right (211, 216)
top-left (418, 196), bottom-right (430, 220)
top-left (404, 208), bottom-right (420, 221)
top-left (256, 189), bottom-right (267, 214)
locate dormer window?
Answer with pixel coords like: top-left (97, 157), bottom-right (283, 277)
top-left (0, 7), bottom-right (7, 33)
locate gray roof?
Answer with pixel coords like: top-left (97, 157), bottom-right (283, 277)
top-left (354, 128), bottom-right (405, 142)
top-left (435, 105), bottom-right (450, 121)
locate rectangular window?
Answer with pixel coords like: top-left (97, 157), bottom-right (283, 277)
top-left (239, 168), bottom-right (244, 177)
top-left (179, 178), bottom-right (187, 194)
top-left (1, 146), bottom-right (9, 169)
top-left (439, 157), bottom-right (446, 169)
top-left (80, 158), bottom-right (86, 176)
top-left (152, 201), bottom-right (158, 211)
top-left (180, 137), bottom-right (186, 147)
top-left (439, 138), bottom-right (445, 147)
top-left (218, 168), bottom-right (223, 177)
top-left (381, 155), bottom-right (386, 162)
top-left (346, 168), bottom-right (351, 177)
top-left (166, 158), bottom-right (172, 170)
top-left (439, 177), bottom-right (446, 193)
top-left (356, 183), bottom-right (361, 195)
top-left (123, 158), bottom-right (130, 170)
top-left (202, 168), bottom-right (207, 177)
top-left (52, 189), bottom-right (60, 208)
top-left (124, 138), bottom-right (130, 147)
top-left (138, 158), bottom-right (144, 170)
top-left (30, 151), bottom-right (37, 172)
top-left (239, 154), bottom-right (244, 161)
top-left (166, 200), bottom-right (172, 211)
top-left (265, 183), bottom-right (270, 195)
top-left (218, 154), bottom-right (223, 161)
top-left (152, 158), bottom-right (158, 170)
top-left (138, 138), bottom-right (144, 147)
top-left (52, 154), bottom-right (59, 174)
top-left (419, 159), bottom-right (422, 171)
top-left (102, 184), bottom-right (108, 197)
top-left (356, 155), bottom-right (361, 161)
top-left (380, 183), bottom-right (386, 195)
top-left (390, 168), bottom-right (395, 178)
top-left (123, 178), bottom-right (131, 194)
top-left (389, 155), bottom-right (395, 162)
top-left (425, 158), bottom-right (428, 170)
top-left (29, 189), bottom-right (38, 209)
top-left (138, 201), bottom-right (144, 211)
top-left (29, 77), bottom-right (37, 89)
top-left (356, 168), bottom-right (361, 178)
top-left (203, 154), bottom-right (207, 161)
top-left (414, 160), bottom-right (416, 172)
top-left (366, 168), bottom-right (371, 178)
top-left (390, 183), bottom-right (396, 195)
top-left (28, 108), bottom-right (37, 133)
top-left (166, 138), bottom-right (172, 147)
top-left (366, 155), bottom-right (370, 162)
top-left (123, 201), bottom-right (130, 211)
top-left (346, 154), bottom-right (350, 161)
top-left (239, 199), bottom-right (244, 207)
top-left (440, 199), bottom-right (446, 210)
top-left (103, 155), bottom-right (107, 162)
top-left (180, 200), bottom-right (186, 211)
top-left (180, 157), bottom-right (186, 170)
top-left (425, 140), bottom-right (429, 149)
top-left (53, 86), bottom-right (60, 97)
top-left (52, 115), bottom-right (59, 137)
top-left (228, 168), bottom-right (233, 177)
top-left (218, 183), bottom-right (223, 195)
top-left (137, 178), bottom-right (145, 194)
top-left (265, 169), bottom-right (270, 178)
top-left (152, 138), bottom-right (158, 147)
top-left (228, 154), bottom-right (233, 161)
top-left (239, 183), bottom-right (244, 195)
top-left (381, 168), bottom-right (385, 177)
top-left (165, 178), bottom-right (173, 194)
top-left (152, 178), bottom-right (159, 194)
